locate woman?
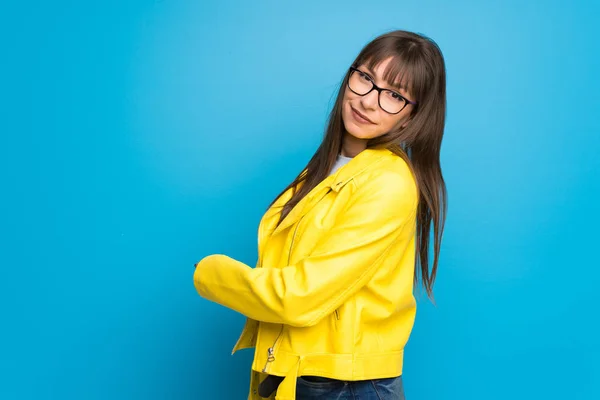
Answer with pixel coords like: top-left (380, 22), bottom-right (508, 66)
top-left (194, 29), bottom-right (447, 400)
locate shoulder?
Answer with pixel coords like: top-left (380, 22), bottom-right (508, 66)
top-left (351, 152), bottom-right (418, 206)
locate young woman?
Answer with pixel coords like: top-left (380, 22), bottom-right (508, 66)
top-left (194, 30), bottom-right (447, 400)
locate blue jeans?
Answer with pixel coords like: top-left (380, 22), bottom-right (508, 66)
top-left (295, 375), bottom-right (405, 400)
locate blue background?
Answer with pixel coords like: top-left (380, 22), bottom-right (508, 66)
top-left (1, 1), bottom-right (598, 399)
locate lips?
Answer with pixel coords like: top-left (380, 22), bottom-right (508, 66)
top-left (351, 106), bottom-right (375, 124)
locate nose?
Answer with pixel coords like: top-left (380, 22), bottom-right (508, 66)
top-left (360, 88), bottom-right (379, 111)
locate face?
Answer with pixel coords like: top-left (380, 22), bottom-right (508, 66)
top-left (341, 57), bottom-right (416, 140)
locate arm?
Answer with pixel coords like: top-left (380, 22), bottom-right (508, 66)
top-left (193, 170), bottom-right (417, 327)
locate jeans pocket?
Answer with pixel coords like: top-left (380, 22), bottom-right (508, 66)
top-left (371, 376), bottom-right (405, 400)
top-left (296, 376), bottom-right (347, 398)
top-left (298, 376), bottom-right (345, 387)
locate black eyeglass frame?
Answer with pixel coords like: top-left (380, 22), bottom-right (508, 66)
top-left (347, 66), bottom-right (418, 114)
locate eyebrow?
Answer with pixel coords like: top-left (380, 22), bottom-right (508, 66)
top-left (363, 66), bottom-right (408, 92)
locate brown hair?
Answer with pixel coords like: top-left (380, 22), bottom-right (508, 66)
top-left (268, 30), bottom-right (447, 300)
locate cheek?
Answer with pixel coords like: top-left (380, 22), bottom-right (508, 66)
top-left (342, 88), bottom-right (355, 103)
top-left (379, 115), bottom-right (400, 130)
top-left (379, 111), bottom-right (408, 132)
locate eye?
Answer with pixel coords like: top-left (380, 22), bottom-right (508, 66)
top-left (358, 71), bottom-right (373, 82)
top-left (389, 91), bottom-right (405, 102)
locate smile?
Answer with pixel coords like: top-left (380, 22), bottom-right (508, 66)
top-left (351, 106), bottom-right (375, 124)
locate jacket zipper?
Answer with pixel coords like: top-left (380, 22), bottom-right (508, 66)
top-left (262, 326), bottom-right (283, 372)
top-left (261, 187), bottom-right (334, 373)
top-left (262, 212), bottom-right (305, 373)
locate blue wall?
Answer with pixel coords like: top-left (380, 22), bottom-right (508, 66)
top-left (1, 1), bottom-right (598, 399)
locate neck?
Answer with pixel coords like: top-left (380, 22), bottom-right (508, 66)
top-left (341, 132), bottom-right (368, 157)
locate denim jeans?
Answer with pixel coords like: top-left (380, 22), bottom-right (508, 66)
top-left (294, 375), bottom-right (405, 400)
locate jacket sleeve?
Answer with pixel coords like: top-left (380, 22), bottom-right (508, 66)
top-left (193, 171), bottom-right (418, 327)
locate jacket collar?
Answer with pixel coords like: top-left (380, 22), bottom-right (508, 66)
top-left (264, 147), bottom-right (394, 237)
top-left (327, 147), bottom-right (393, 192)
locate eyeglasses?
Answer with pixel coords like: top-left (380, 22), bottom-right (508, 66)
top-left (347, 67), bottom-right (417, 114)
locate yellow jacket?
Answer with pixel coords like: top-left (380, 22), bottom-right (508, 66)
top-left (194, 147), bottom-right (419, 400)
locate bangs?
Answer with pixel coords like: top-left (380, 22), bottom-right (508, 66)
top-left (361, 46), bottom-right (429, 102)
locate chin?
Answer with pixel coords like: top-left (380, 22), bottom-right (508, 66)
top-left (342, 118), bottom-right (375, 140)
top-left (344, 125), bottom-right (367, 139)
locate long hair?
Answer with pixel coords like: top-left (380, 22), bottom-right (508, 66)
top-left (267, 30), bottom-right (447, 300)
